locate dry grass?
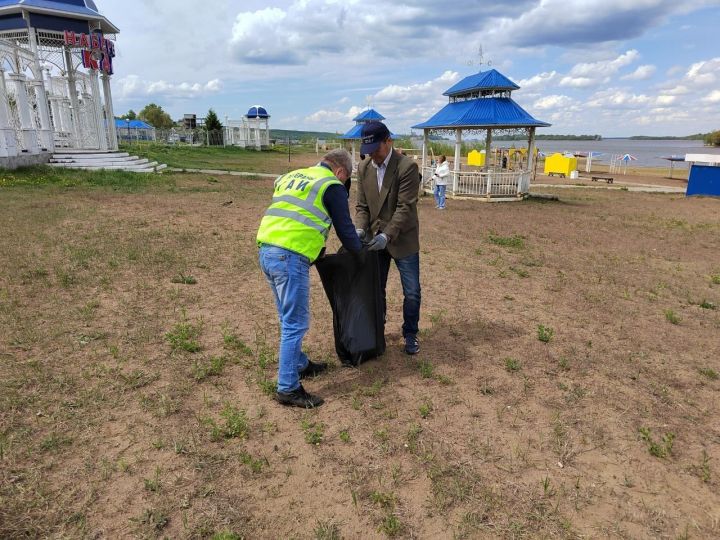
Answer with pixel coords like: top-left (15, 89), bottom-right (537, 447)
top-left (1, 162), bottom-right (719, 538)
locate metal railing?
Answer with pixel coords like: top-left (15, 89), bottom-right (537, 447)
top-left (423, 167), bottom-right (530, 198)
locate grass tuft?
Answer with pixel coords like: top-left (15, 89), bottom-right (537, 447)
top-left (537, 324), bottom-right (554, 343)
top-left (488, 232), bottom-right (525, 249)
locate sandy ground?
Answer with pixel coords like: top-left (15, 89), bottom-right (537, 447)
top-left (1, 172), bottom-right (720, 539)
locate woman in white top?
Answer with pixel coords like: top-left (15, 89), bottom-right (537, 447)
top-left (432, 155), bottom-right (450, 209)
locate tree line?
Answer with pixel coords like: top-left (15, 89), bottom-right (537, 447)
top-left (118, 104), bottom-right (223, 132)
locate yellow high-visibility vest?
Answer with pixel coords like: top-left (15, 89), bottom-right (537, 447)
top-left (256, 166), bottom-right (341, 261)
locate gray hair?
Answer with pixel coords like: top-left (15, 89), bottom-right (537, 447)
top-left (323, 148), bottom-right (353, 177)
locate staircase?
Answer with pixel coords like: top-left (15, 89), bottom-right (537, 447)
top-left (49, 150), bottom-right (167, 173)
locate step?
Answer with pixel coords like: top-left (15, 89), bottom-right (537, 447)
top-left (49, 161), bottom-right (159, 170)
top-left (154, 164), bottom-right (168, 171)
top-left (50, 157), bottom-right (148, 165)
top-left (49, 165), bottom-right (155, 173)
top-left (52, 152), bottom-right (130, 159)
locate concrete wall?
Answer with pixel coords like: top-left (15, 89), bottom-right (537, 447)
top-left (0, 152), bottom-right (52, 170)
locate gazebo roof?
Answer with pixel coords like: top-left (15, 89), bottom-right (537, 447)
top-left (246, 105), bottom-right (269, 118)
top-left (114, 119), bottom-right (153, 129)
top-left (444, 69), bottom-right (520, 97)
top-left (352, 109), bottom-right (385, 122)
top-left (0, 0), bottom-right (119, 33)
top-left (412, 97), bottom-right (550, 130)
top-left (341, 123), bottom-right (398, 141)
top-left (341, 124), bottom-right (364, 140)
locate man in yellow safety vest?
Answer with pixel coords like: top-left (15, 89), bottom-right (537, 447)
top-left (257, 148), bottom-right (361, 407)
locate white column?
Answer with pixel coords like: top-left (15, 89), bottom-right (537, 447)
top-left (453, 128), bottom-right (462, 195)
top-left (30, 80), bottom-right (54, 151)
top-left (485, 128), bottom-right (492, 171)
top-left (421, 130), bottom-right (428, 196)
top-left (421, 130), bottom-right (428, 171)
top-left (9, 73), bottom-right (39, 154)
top-left (28, 28), bottom-right (54, 152)
top-left (101, 73), bottom-right (118, 150)
top-left (0, 70), bottom-right (18, 157)
top-left (526, 127), bottom-right (536, 192)
top-left (63, 47), bottom-right (81, 148)
top-left (89, 69), bottom-right (107, 151)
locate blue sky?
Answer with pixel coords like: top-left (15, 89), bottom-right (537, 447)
top-left (101, 0), bottom-right (720, 137)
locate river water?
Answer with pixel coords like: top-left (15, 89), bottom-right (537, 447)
top-left (531, 139), bottom-right (720, 168)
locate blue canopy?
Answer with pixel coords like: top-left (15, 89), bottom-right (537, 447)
top-left (352, 109), bottom-right (385, 122)
top-left (115, 119), bottom-right (154, 129)
top-left (341, 123), bottom-right (398, 140)
top-left (412, 97), bottom-right (550, 130)
top-left (443, 69), bottom-right (520, 97)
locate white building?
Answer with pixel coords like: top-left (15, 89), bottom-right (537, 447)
top-left (0, 0), bottom-right (119, 167)
top-left (224, 106), bottom-right (270, 150)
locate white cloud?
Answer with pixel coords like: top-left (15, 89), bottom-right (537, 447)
top-left (114, 75), bottom-right (222, 99)
top-left (622, 64), bottom-right (656, 80)
top-left (685, 57), bottom-right (720, 86)
top-left (304, 71), bottom-right (461, 132)
top-left (532, 95), bottom-right (575, 110)
top-left (559, 76), bottom-right (595, 88)
top-left (586, 89), bottom-right (652, 109)
top-left (560, 50), bottom-right (639, 88)
top-left (517, 71), bottom-right (558, 91)
top-left (703, 90), bottom-right (720, 103)
top-left (655, 95), bottom-right (676, 105)
top-left (664, 84), bottom-right (691, 95)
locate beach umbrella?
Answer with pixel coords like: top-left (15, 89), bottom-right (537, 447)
top-left (620, 153), bottom-right (637, 174)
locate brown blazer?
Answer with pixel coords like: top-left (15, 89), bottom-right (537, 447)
top-left (355, 150), bottom-right (420, 259)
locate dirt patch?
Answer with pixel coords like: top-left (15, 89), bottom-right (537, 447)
top-left (1, 172), bottom-right (719, 538)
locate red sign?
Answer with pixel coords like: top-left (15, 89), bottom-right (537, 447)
top-left (64, 30), bottom-right (116, 75)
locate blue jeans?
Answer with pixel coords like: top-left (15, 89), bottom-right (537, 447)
top-left (378, 250), bottom-right (421, 337)
top-left (259, 245), bottom-right (310, 393)
top-left (434, 184), bottom-right (447, 208)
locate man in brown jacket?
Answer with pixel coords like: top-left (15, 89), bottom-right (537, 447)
top-left (355, 121), bottom-right (422, 354)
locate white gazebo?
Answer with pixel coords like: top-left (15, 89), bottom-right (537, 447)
top-left (413, 69), bottom-right (550, 201)
top-left (0, 0), bottom-right (119, 163)
top-left (224, 105), bottom-right (270, 150)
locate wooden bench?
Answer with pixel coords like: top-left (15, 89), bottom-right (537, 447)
top-left (591, 175), bottom-right (614, 184)
top-left (547, 172), bottom-right (566, 178)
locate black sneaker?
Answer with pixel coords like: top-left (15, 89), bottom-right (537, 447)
top-left (299, 360), bottom-right (328, 380)
top-left (404, 334), bottom-right (420, 355)
top-left (275, 385), bottom-right (324, 408)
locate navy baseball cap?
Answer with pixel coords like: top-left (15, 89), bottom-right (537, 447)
top-left (360, 121), bottom-right (391, 154)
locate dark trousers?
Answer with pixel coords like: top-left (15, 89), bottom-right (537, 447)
top-left (377, 250), bottom-right (421, 337)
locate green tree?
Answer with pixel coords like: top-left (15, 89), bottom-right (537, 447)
top-left (119, 109), bottom-right (136, 120)
top-left (204, 108), bottom-right (223, 146)
top-left (138, 103), bottom-right (173, 129)
top-left (205, 108), bottom-right (223, 131)
top-left (707, 130), bottom-right (720, 147)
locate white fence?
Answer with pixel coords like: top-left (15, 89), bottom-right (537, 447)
top-left (422, 167), bottom-right (531, 198)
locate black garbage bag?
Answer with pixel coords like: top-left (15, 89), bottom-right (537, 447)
top-left (315, 249), bottom-right (385, 366)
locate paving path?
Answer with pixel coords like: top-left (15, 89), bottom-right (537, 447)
top-left (168, 167), bottom-right (687, 194)
top-left (532, 183), bottom-right (685, 194)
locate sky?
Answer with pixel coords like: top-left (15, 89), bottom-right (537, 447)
top-left (100, 0), bottom-right (720, 137)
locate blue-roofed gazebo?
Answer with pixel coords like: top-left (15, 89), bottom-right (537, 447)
top-left (115, 119), bottom-right (156, 141)
top-left (341, 108), bottom-right (388, 167)
top-left (413, 69), bottom-right (550, 200)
